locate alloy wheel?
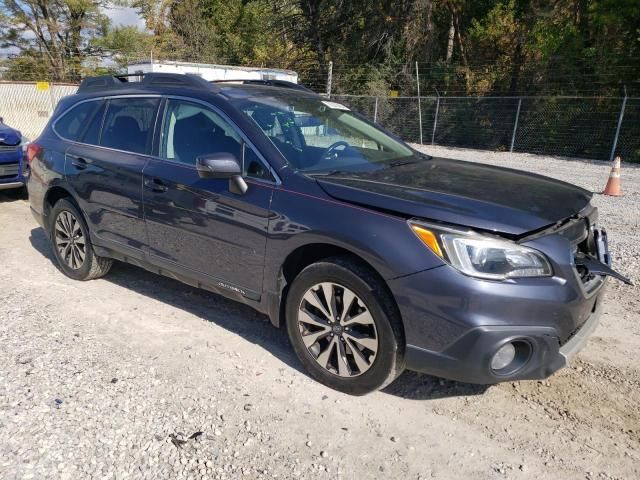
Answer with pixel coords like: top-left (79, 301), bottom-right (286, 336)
top-left (297, 282), bottom-right (378, 377)
top-left (54, 210), bottom-right (86, 270)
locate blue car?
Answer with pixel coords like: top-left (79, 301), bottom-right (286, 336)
top-left (26, 74), bottom-right (631, 395)
top-left (0, 118), bottom-right (27, 191)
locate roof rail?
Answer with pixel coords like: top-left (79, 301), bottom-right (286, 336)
top-left (212, 79), bottom-right (315, 93)
top-left (77, 72), bottom-right (216, 93)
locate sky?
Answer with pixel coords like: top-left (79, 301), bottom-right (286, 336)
top-left (105, 6), bottom-right (146, 29)
top-left (0, 6), bottom-right (145, 58)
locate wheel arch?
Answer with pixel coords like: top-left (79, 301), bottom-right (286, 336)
top-left (270, 243), bottom-right (404, 340)
top-left (43, 185), bottom-right (79, 228)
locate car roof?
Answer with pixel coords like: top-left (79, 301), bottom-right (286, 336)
top-left (75, 73), bottom-right (319, 101)
top-left (217, 83), bottom-right (320, 101)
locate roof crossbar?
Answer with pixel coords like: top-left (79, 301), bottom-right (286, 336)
top-left (211, 79), bottom-right (314, 93)
top-left (78, 72), bottom-right (216, 93)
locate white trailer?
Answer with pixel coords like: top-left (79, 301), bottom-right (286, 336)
top-left (127, 60), bottom-right (298, 83)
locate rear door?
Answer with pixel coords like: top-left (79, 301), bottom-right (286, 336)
top-left (64, 96), bottom-right (160, 255)
top-left (142, 97), bottom-right (274, 298)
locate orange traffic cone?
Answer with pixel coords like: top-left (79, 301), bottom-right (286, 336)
top-left (603, 155), bottom-right (622, 196)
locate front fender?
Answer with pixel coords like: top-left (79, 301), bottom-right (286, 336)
top-left (263, 185), bottom-right (445, 293)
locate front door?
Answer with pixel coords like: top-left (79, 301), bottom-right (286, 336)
top-left (142, 98), bottom-right (274, 298)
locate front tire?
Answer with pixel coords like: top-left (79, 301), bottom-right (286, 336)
top-left (286, 256), bottom-right (404, 395)
top-left (49, 198), bottom-right (112, 281)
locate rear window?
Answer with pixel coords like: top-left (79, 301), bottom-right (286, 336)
top-left (100, 98), bottom-right (160, 155)
top-left (54, 101), bottom-right (100, 142)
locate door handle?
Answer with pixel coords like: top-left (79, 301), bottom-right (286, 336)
top-left (144, 178), bottom-right (169, 193)
top-left (71, 157), bottom-right (89, 170)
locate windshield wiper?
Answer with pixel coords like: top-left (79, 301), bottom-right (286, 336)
top-left (387, 160), bottom-right (420, 168)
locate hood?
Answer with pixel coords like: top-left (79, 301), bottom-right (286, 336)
top-left (315, 157), bottom-right (592, 235)
top-left (0, 123), bottom-right (22, 146)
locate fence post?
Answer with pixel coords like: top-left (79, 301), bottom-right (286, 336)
top-left (431, 94), bottom-right (440, 145)
top-left (510, 97), bottom-right (522, 153)
top-left (416, 61), bottom-right (423, 144)
top-left (326, 61), bottom-right (333, 97)
top-left (610, 92), bottom-right (628, 161)
top-left (374, 96), bottom-right (379, 123)
top-left (49, 82), bottom-right (57, 114)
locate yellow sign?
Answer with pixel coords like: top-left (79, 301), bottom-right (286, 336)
top-left (389, 90), bottom-right (399, 97)
top-left (36, 81), bottom-right (50, 91)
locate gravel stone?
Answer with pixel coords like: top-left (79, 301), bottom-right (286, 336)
top-left (0, 147), bottom-right (638, 479)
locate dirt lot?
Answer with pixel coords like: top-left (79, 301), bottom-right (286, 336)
top-left (1, 148), bottom-right (639, 480)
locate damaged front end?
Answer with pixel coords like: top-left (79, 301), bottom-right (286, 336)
top-left (518, 203), bottom-right (632, 289)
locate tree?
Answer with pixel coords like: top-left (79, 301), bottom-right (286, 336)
top-left (1, 50), bottom-right (51, 80)
top-left (1, 0), bottom-right (636, 96)
top-left (91, 25), bottom-right (154, 69)
top-left (0, 0), bottom-right (111, 81)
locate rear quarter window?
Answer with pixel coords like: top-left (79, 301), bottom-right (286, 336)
top-left (54, 101), bottom-right (100, 142)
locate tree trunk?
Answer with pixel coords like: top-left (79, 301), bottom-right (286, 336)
top-left (575, 0), bottom-right (590, 47)
top-left (424, 0), bottom-right (434, 63)
top-left (454, 12), bottom-right (468, 68)
top-left (299, 0), bottom-right (326, 73)
top-left (446, 13), bottom-right (455, 63)
top-left (509, 40), bottom-right (523, 94)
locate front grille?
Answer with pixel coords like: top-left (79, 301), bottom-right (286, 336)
top-left (0, 144), bottom-right (19, 153)
top-left (557, 216), bottom-right (602, 288)
top-left (574, 226), bottom-right (598, 282)
top-left (0, 162), bottom-right (19, 179)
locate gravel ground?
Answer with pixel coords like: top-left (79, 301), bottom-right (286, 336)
top-left (1, 148), bottom-right (639, 480)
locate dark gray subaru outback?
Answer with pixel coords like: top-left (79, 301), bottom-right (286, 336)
top-left (27, 73), bottom-right (630, 395)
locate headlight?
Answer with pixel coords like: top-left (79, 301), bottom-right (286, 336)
top-left (21, 135), bottom-right (30, 153)
top-left (410, 222), bottom-right (552, 280)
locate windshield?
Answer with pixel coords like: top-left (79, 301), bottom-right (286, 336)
top-left (230, 91), bottom-right (419, 173)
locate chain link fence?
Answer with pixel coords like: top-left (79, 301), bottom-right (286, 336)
top-left (0, 80), bottom-right (637, 163)
top-left (331, 94), bottom-right (640, 162)
top-left (0, 82), bottom-right (78, 140)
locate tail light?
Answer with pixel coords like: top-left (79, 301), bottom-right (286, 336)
top-left (25, 143), bottom-right (42, 165)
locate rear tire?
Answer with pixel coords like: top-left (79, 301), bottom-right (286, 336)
top-left (285, 256), bottom-right (404, 395)
top-left (49, 198), bottom-right (112, 281)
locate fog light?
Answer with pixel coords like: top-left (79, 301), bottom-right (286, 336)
top-left (491, 343), bottom-right (516, 371)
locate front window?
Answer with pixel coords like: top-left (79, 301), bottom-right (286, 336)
top-left (160, 99), bottom-right (242, 164)
top-left (159, 99), bottom-right (272, 180)
top-left (231, 93), bottom-right (418, 173)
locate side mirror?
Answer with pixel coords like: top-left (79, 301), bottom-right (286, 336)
top-left (196, 153), bottom-right (241, 178)
top-left (196, 152), bottom-right (248, 195)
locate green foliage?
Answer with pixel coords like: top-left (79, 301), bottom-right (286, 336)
top-left (91, 25), bottom-right (155, 68)
top-left (0, 0), bottom-right (111, 81)
top-left (2, 50), bottom-right (52, 81)
top-left (1, 0), bottom-right (638, 97)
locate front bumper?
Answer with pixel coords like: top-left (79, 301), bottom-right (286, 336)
top-left (390, 203), bottom-right (625, 384)
top-left (0, 181), bottom-right (24, 190)
top-left (0, 153), bottom-right (26, 190)
top-left (403, 295), bottom-right (602, 384)
top-left (389, 246), bottom-right (607, 384)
